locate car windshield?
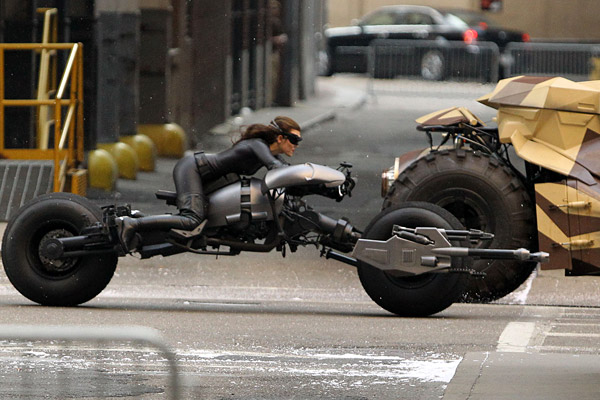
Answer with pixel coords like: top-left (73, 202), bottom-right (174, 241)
top-left (441, 13), bottom-right (470, 28)
top-left (360, 8), bottom-right (471, 28)
top-left (360, 10), bottom-right (397, 25)
top-left (444, 10), bottom-right (500, 28)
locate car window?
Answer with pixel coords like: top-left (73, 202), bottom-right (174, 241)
top-left (360, 10), bottom-right (397, 26)
top-left (398, 12), bottom-right (434, 25)
top-left (445, 11), bottom-right (497, 28)
top-left (442, 13), bottom-right (470, 28)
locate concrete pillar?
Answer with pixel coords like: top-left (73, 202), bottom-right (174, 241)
top-left (0, 0), bottom-right (36, 148)
top-left (94, 0), bottom-right (141, 179)
top-left (95, 11), bottom-right (120, 144)
top-left (139, 0), bottom-right (171, 125)
top-left (168, 0), bottom-right (194, 142)
top-left (276, 0), bottom-right (300, 106)
top-left (298, 0), bottom-right (321, 100)
top-left (118, 12), bottom-right (140, 137)
top-left (189, 2), bottom-right (231, 141)
top-left (250, 0), bottom-right (270, 109)
top-left (138, 0), bottom-right (186, 158)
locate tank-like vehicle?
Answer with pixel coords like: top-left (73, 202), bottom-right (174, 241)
top-left (382, 76), bottom-right (600, 302)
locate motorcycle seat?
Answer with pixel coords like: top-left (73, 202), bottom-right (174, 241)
top-left (155, 190), bottom-right (177, 206)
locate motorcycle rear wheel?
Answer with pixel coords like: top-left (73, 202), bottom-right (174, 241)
top-left (357, 201), bottom-right (470, 317)
top-left (1, 193), bottom-right (118, 306)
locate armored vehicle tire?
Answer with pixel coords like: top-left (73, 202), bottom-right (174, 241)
top-left (357, 202), bottom-right (470, 317)
top-left (1, 193), bottom-right (118, 306)
top-left (382, 149), bottom-right (537, 303)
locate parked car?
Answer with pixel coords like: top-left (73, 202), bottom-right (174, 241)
top-left (323, 5), bottom-right (529, 80)
top-left (442, 8), bottom-right (530, 49)
top-left (443, 8), bottom-right (530, 75)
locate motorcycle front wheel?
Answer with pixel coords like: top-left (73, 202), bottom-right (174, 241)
top-left (357, 202), bottom-right (470, 317)
top-left (382, 149), bottom-right (537, 303)
top-left (1, 193), bottom-right (118, 306)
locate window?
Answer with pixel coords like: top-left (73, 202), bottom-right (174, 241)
top-left (361, 10), bottom-right (396, 26)
top-left (398, 12), bottom-right (434, 25)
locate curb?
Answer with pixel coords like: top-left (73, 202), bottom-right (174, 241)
top-left (299, 110), bottom-right (337, 132)
top-left (209, 109), bottom-right (340, 137)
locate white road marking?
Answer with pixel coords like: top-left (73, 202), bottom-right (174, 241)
top-left (497, 321), bottom-right (536, 352)
top-left (545, 332), bottom-right (600, 338)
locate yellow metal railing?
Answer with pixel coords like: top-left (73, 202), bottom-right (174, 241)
top-left (0, 42), bottom-right (84, 192)
top-left (37, 7), bottom-right (59, 149)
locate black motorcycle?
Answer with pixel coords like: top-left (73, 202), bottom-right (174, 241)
top-left (1, 162), bottom-right (546, 316)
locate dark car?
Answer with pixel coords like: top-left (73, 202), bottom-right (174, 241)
top-left (323, 5), bottom-right (529, 80)
top-left (442, 8), bottom-right (530, 50)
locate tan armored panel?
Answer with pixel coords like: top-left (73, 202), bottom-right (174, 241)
top-left (536, 180), bottom-right (600, 273)
top-left (479, 76), bottom-right (600, 185)
top-left (415, 107), bottom-right (485, 126)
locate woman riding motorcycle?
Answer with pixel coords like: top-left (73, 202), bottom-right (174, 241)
top-left (117, 116), bottom-right (302, 252)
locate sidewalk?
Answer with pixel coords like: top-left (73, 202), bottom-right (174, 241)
top-left (444, 351), bottom-right (600, 400)
top-left (208, 76), bottom-right (368, 139)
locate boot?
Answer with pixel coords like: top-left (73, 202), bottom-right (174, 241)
top-left (116, 214), bottom-right (200, 253)
top-left (176, 193), bottom-right (207, 224)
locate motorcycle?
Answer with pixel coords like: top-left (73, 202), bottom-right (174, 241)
top-left (381, 75), bottom-right (600, 303)
top-left (1, 159), bottom-right (547, 317)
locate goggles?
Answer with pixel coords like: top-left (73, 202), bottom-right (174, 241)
top-left (270, 120), bottom-right (302, 145)
top-left (281, 130), bottom-right (302, 145)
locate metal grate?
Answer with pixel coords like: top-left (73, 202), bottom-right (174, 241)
top-left (366, 39), bottom-right (500, 85)
top-left (0, 160), bottom-right (54, 221)
top-left (505, 42), bottom-right (600, 81)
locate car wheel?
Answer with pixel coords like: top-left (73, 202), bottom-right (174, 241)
top-left (421, 50), bottom-right (445, 81)
top-left (319, 50), bottom-right (334, 76)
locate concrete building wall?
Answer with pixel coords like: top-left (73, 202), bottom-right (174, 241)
top-left (327, 0), bottom-right (600, 41)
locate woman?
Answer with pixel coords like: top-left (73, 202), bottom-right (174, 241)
top-left (117, 116), bottom-right (302, 252)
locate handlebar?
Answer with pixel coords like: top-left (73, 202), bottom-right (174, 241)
top-left (417, 124), bottom-right (499, 135)
top-left (337, 162), bottom-right (355, 199)
top-left (417, 124), bottom-right (465, 133)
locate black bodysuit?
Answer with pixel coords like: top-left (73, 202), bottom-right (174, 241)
top-left (172, 138), bottom-right (286, 222)
top-left (204, 138), bottom-right (285, 178)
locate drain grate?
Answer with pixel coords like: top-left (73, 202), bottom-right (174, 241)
top-left (0, 160), bottom-right (54, 221)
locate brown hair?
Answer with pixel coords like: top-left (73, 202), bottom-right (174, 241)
top-left (235, 116), bottom-right (300, 145)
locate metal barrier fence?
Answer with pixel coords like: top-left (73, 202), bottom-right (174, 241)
top-left (505, 42), bottom-right (600, 81)
top-left (0, 325), bottom-right (181, 399)
top-left (366, 40), bottom-right (600, 94)
top-left (367, 39), bottom-right (500, 85)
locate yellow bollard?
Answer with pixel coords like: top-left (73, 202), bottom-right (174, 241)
top-left (88, 149), bottom-right (119, 191)
top-left (138, 123), bottom-right (187, 158)
top-left (97, 142), bottom-right (139, 180)
top-left (120, 134), bottom-right (157, 171)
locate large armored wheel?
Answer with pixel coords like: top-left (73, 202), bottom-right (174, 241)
top-left (357, 202), bottom-right (470, 317)
top-left (383, 149), bottom-right (537, 302)
top-left (2, 193), bottom-right (118, 306)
